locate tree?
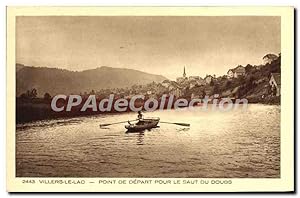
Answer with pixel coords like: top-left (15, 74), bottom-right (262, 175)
top-left (26, 90), bottom-right (30, 98)
top-left (20, 88), bottom-right (38, 99)
top-left (244, 76), bottom-right (256, 94)
top-left (30, 88), bottom-right (37, 98)
top-left (245, 64), bottom-right (253, 74)
top-left (90, 90), bottom-right (95, 95)
top-left (237, 76), bottom-right (246, 85)
top-left (212, 84), bottom-right (220, 94)
top-left (225, 80), bottom-right (232, 89)
top-left (202, 90), bottom-right (207, 98)
top-left (19, 93), bottom-right (28, 99)
top-left (44, 92), bottom-right (51, 100)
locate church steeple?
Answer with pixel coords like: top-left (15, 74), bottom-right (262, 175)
top-left (183, 66), bottom-right (186, 78)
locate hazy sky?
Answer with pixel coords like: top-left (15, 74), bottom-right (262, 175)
top-left (16, 16), bottom-right (280, 80)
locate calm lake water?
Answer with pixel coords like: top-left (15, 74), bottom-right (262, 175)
top-left (16, 104), bottom-right (280, 178)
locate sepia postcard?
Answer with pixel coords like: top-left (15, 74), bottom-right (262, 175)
top-left (6, 6), bottom-right (294, 192)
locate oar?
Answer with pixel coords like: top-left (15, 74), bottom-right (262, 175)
top-left (100, 119), bottom-right (137, 128)
top-left (160, 121), bottom-right (190, 127)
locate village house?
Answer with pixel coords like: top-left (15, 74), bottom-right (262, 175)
top-left (227, 69), bottom-right (234, 78)
top-left (169, 82), bottom-right (183, 98)
top-left (188, 76), bottom-right (200, 81)
top-left (162, 79), bottom-right (171, 88)
top-left (176, 66), bottom-right (206, 86)
top-left (196, 78), bottom-right (206, 86)
top-left (190, 86), bottom-right (206, 99)
top-left (269, 73), bottom-right (281, 96)
top-left (263, 54), bottom-right (278, 65)
top-left (170, 88), bottom-right (183, 98)
top-left (234, 65), bottom-right (246, 78)
top-left (176, 77), bottom-right (186, 83)
top-left (189, 79), bottom-right (198, 89)
top-left (227, 65), bottom-right (246, 79)
top-left (204, 75), bottom-right (213, 84)
top-left (155, 84), bottom-right (167, 96)
top-left (191, 93), bottom-right (200, 99)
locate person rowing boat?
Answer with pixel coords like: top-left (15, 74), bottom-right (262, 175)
top-left (100, 111), bottom-right (190, 130)
top-left (127, 111), bottom-right (144, 125)
top-left (137, 111), bottom-right (144, 120)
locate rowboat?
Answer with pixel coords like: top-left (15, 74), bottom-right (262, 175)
top-left (100, 116), bottom-right (189, 130)
top-left (125, 117), bottom-right (160, 132)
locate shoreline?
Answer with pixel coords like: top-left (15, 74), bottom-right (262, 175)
top-left (16, 97), bottom-right (280, 124)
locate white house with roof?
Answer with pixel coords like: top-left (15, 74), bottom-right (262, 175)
top-left (269, 73), bottom-right (281, 96)
top-left (234, 65), bottom-right (246, 78)
top-left (227, 69), bottom-right (234, 78)
top-left (204, 75), bottom-right (214, 84)
top-left (227, 65), bottom-right (246, 79)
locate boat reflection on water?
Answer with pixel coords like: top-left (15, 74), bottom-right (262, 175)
top-left (136, 132), bottom-right (144, 145)
top-left (125, 125), bottom-right (161, 145)
top-left (126, 132), bottom-right (145, 145)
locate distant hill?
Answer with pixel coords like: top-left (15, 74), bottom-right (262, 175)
top-left (16, 65), bottom-right (167, 97)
